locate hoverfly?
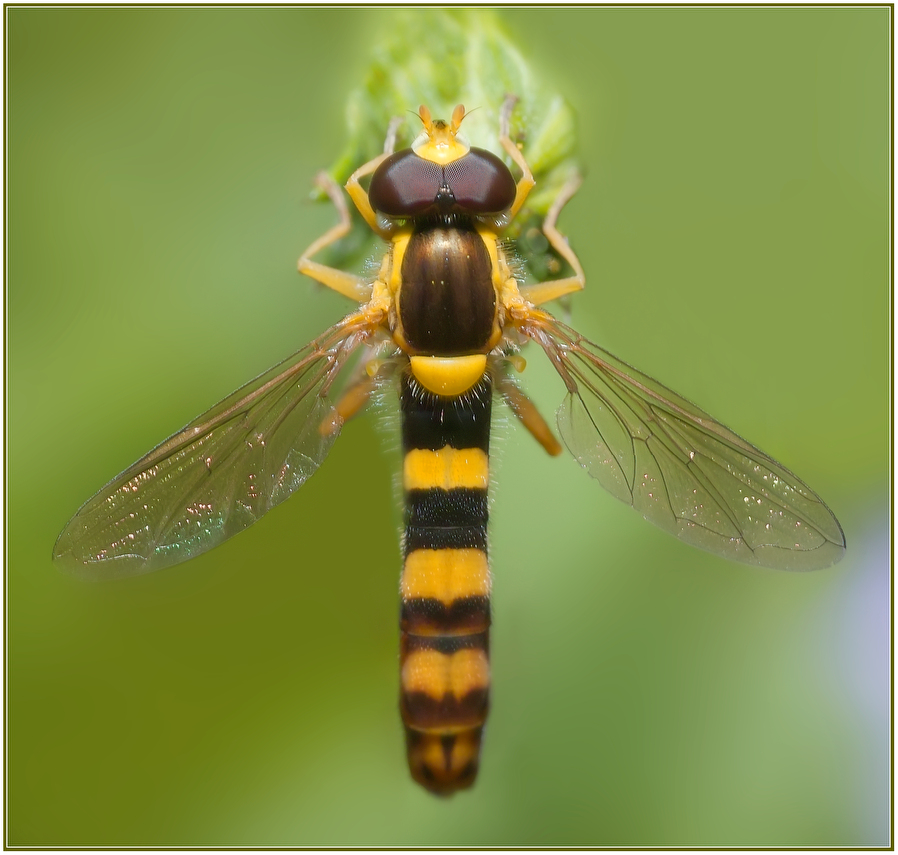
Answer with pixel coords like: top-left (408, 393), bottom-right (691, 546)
top-left (54, 96), bottom-right (845, 796)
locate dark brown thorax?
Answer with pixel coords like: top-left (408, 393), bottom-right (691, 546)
top-left (397, 217), bottom-right (497, 356)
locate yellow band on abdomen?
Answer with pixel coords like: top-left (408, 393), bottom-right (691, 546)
top-left (403, 446), bottom-right (489, 491)
top-left (401, 548), bottom-right (490, 603)
top-left (401, 647), bottom-right (490, 699)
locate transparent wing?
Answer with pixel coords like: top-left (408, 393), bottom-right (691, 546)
top-left (521, 313), bottom-right (845, 571)
top-left (54, 322), bottom-right (376, 579)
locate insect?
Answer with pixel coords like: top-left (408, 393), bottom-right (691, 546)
top-left (55, 96), bottom-right (846, 796)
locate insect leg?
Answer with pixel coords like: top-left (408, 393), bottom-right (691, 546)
top-left (518, 173), bottom-right (586, 306)
top-left (498, 94), bottom-right (535, 222)
top-left (298, 113), bottom-right (405, 300)
top-left (297, 172), bottom-right (374, 302)
top-left (344, 117), bottom-right (403, 239)
top-left (318, 349), bottom-right (398, 437)
top-left (493, 362), bottom-right (562, 455)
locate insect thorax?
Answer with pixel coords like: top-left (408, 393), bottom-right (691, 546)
top-left (396, 215), bottom-right (499, 357)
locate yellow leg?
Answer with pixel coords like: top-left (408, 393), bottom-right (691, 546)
top-left (318, 372), bottom-right (377, 436)
top-left (298, 116), bottom-right (404, 302)
top-left (519, 173), bottom-right (586, 306)
top-left (345, 115), bottom-right (404, 238)
top-left (318, 345), bottom-right (397, 436)
top-left (297, 172), bottom-right (373, 302)
top-left (493, 365), bottom-right (562, 456)
top-left (498, 94), bottom-right (535, 222)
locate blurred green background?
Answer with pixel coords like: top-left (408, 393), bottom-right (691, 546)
top-left (8, 7), bottom-right (888, 846)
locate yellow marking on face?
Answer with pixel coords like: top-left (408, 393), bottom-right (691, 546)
top-left (409, 354), bottom-right (487, 396)
top-left (412, 104), bottom-right (471, 165)
top-left (402, 648), bottom-right (490, 699)
top-left (403, 446), bottom-right (489, 492)
top-left (401, 548), bottom-right (490, 603)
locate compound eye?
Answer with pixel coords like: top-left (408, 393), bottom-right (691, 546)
top-left (444, 148), bottom-right (517, 215)
top-left (369, 150), bottom-right (443, 217)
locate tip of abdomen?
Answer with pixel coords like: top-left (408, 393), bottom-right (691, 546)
top-left (400, 630), bottom-right (490, 795)
top-left (405, 727), bottom-right (484, 795)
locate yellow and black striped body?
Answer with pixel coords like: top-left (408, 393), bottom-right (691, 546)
top-left (399, 371), bottom-right (492, 795)
top-left (392, 210), bottom-right (499, 795)
top-left (362, 117), bottom-right (519, 793)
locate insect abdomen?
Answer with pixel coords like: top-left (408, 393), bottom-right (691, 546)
top-left (399, 371), bottom-right (492, 795)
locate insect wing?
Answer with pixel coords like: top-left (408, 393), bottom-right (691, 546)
top-left (54, 328), bottom-right (369, 579)
top-left (532, 319), bottom-right (845, 571)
